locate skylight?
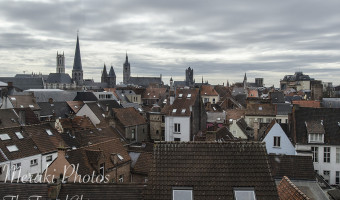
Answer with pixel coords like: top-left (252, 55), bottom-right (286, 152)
top-left (259, 106), bottom-right (263, 111)
top-left (0, 134), bottom-right (11, 140)
top-left (45, 129), bottom-right (53, 136)
top-left (7, 145), bottom-right (19, 152)
top-left (15, 132), bottom-right (24, 139)
top-left (20, 105), bottom-right (24, 108)
top-left (178, 94), bottom-right (183, 98)
top-left (10, 97), bottom-right (16, 100)
top-left (234, 188), bottom-right (256, 200)
top-left (172, 109), bottom-right (177, 113)
top-left (187, 94), bottom-right (191, 98)
top-left (117, 153), bottom-right (124, 161)
top-left (173, 188), bottom-right (193, 200)
top-left (181, 109), bottom-right (186, 113)
top-left (29, 105), bottom-right (34, 108)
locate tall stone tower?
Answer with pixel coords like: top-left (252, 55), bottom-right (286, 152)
top-left (56, 51), bottom-right (65, 73)
top-left (243, 73), bottom-right (247, 89)
top-left (108, 66), bottom-right (116, 88)
top-left (185, 67), bottom-right (194, 87)
top-left (123, 53), bottom-right (130, 84)
top-left (101, 64), bottom-right (108, 83)
top-left (72, 34), bottom-right (83, 86)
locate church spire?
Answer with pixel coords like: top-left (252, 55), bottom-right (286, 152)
top-left (125, 52), bottom-right (129, 64)
top-left (109, 66), bottom-right (116, 77)
top-left (73, 34), bottom-right (82, 71)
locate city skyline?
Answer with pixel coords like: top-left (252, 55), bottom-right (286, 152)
top-left (1, 0), bottom-right (340, 86)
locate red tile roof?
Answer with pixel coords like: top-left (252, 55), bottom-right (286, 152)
top-left (292, 100), bottom-right (320, 108)
top-left (112, 107), bottom-right (147, 127)
top-left (162, 88), bottom-right (199, 116)
top-left (201, 85), bottom-right (219, 96)
top-left (277, 176), bottom-right (310, 200)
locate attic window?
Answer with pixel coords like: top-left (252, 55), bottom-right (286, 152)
top-left (147, 93), bottom-right (150, 95)
top-left (172, 188), bottom-right (193, 200)
top-left (234, 188), bottom-right (256, 200)
top-left (213, 107), bottom-right (216, 111)
top-left (178, 94), bottom-right (183, 98)
top-left (20, 105), bottom-right (24, 108)
top-left (117, 154), bottom-right (124, 161)
top-left (10, 97), bottom-right (16, 100)
top-left (0, 134), bottom-right (11, 140)
top-left (181, 109), bottom-right (186, 113)
top-left (45, 129), bottom-right (53, 136)
top-left (15, 132), bottom-right (24, 139)
top-left (187, 94), bottom-right (191, 98)
top-left (74, 105), bottom-right (78, 108)
top-left (29, 105), bottom-right (34, 108)
top-left (7, 145), bottom-right (19, 152)
top-left (102, 114), bottom-right (105, 117)
top-left (259, 106), bottom-right (263, 111)
top-left (172, 109), bottom-right (177, 113)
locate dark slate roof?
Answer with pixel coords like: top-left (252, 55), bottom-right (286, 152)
top-left (276, 103), bottom-right (293, 115)
top-left (38, 102), bottom-right (71, 118)
top-left (305, 120), bottom-right (325, 134)
top-left (270, 92), bottom-right (285, 103)
top-left (291, 107), bottom-right (340, 145)
top-left (14, 108), bottom-right (40, 125)
top-left (284, 95), bottom-right (303, 103)
top-left (0, 77), bottom-right (44, 90)
top-left (144, 141), bottom-right (279, 200)
top-left (0, 109), bottom-right (21, 128)
top-left (282, 72), bottom-right (313, 81)
top-left (128, 77), bottom-right (162, 87)
top-left (268, 155), bottom-right (315, 181)
top-left (58, 183), bottom-right (145, 200)
top-left (24, 90), bottom-right (77, 102)
top-left (322, 98), bottom-right (340, 108)
top-left (72, 35), bottom-right (82, 71)
top-left (109, 66), bottom-right (116, 77)
top-left (237, 118), bottom-right (254, 138)
top-left (97, 100), bottom-right (122, 111)
top-left (0, 183), bottom-right (49, 199)
top-left (73, 92), bottom-right (98, 101)
top-left (215, 126), bottom-right (238, 141)
top-left (46, 73), bottom-right (72, 83)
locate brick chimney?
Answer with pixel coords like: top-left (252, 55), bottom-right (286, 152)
top-left (253, 121), bottom-right (259, 141)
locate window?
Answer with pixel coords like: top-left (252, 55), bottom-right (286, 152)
top-left (337, 171), bottom-right (340, 185)
top-left (234, 188), bottom-right (256, 200)
top-left (172, 109), bottom-right (177, 113)
top-left (178, 94), bottom-right (183, 98)
top-left (181, 109), bottom-right (186, 113)
top-left (259, 106), bottom-right (263, 111)
top-left (15, 132), bottom-right (24, 139)
top-left (117, 154), bottom-right (124, 161)
top-left (0, 134), bottom-right (11, 140)
top-left (273, 136), bottom-right (281, 147)
top-left (7, 145), bottom-right (18, 152)
top-left (174, 138), bottom-right (181, 141)
top-left (45, 129), bottom-right (53, 136)
top-left (100, 163), bottom-right (105, 176)
top-left (312, 147), bottom-right (318, 162)
top-left (266, 118), bottom-right (272, 123)
top-left (277, 119), bottom-right (282, 123)
top-left (131, 129), bottom-right (135, 139)
top-left (13, 163), bottom-right (21, 171)
top-left (30, 159), bottom-right (38, 166)
top-left (187, 94), bottom-right (191, 98)
top-left (337, 148), bottom-right (340, 163)
top-left (0, 166), bottom-right (2, 175)
top-left (119, 174), bottom-right (124, 182)
top-left (162, 116), bottom-right (165, 123)
top-left (204, 98), bottom-right (209, 103)
top-left (309, 133), bottom-right (324, 143)
top-left (173, 188), bottom-right (193, 200)
top-left (323, 170), bottom-right (330, 183)
top-left (212, 98), bottom-right (216, 104)
top-left (324, 147), bottom-right (330, 163)
top-left (174, 123), bottom-right (181, 133)
top-left (258, 118), bottom-right (263, 123)
top-left (46, 155), bottom-right (52, 162)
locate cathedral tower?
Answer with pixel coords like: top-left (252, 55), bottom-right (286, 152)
top-left (72, 34), bottom-right (83, 86)
top-left (108, 66), bottom-right (116, 88)
top-left (123, 53), bottom-right (130, 84)
top-left (185, 67), bottom-right (194, 87)
top-left (56, 51), bottom-right (65, 73)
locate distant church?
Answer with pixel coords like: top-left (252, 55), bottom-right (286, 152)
top-left (122, 53), bottom-right (163, 87)
top-left (174, 67), bottom-right (195, 87)
top-left (101, 64), bottom-right (116, 88)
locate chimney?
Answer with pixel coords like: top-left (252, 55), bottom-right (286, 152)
top-left (57, 146), bottom-right (67, 158)
top-left (48, 98), bottom-right (54, 104)
top-left (7, 82), bottom-right (13, 87)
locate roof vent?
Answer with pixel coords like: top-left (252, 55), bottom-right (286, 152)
top-left (321, 120), bottom-right (323, 126)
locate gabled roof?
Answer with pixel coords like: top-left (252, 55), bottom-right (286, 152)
top-left (112, 107), bottom-right (147, 127)
top-left (276, 103), bottom-right (293, 115)
top-left (8, 95), bottom-right (40, 110)
top-left (38, 102), bottom-right (71, 118)
top-left (292, 100), bottom-right (320, 108)
top-left (0, 109), bottom-right (21, 128)
top-left (0, 77), bottom-right (44, 90)
top-left (305, 120), bottom-right (325, 134)
top-left (226, 109), bottom-right (245, 121)
top-left (162, 88), bottom-right (199, 116)
top-left (46, 73), bottom-right (72, 84)
top-left (0, 126), bottom-right (40, 162)
top-left (66, 101), bottom-right (84, 113)
top-left (58, 184), bottom-right (145, 200)
top-left (270, 92), bottom-right (285, 103)
top-left (215, 126), bottom-right (237, 141)
top-left (14, 108), bottom-right (40, 125)
top-left (0, 183), bottom-right (49, 199)
top-left (236, 118), bottom-right (254, 138)
top-left (132, 152), bottom-right (152, 175)
top-left (145, 141), bottom-right (279, 199)
top-left (291, 107), bottom-right (340, 145)
top-left (142, 87), bottom-right (167, 99)
top-left (277, 176), bottom-right (310, 200)
top-left (201, 85), bottom-right (219, 96)
top-left (24, 89), bottom-right (77, 102)
top-left (269, 155), bottom-right (315, 181)
top-left (65, 138), bottom-right (131, 176)
top-left (246, 103), bottom-right (276, 116)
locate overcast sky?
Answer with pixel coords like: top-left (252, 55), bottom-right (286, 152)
top-left (0, 0), bottom-right (340, 87)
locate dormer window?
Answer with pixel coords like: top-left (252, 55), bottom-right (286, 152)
top-left (309, 133), bottom-right (324, 143)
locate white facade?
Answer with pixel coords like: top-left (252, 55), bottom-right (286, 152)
top-left (296, 144), bottom-right (340, 185)
top-left (93, 91), bottom-right (117, 101)
top-left (76, 104), bottom-right (100, 126)
top-left (165, 116), bottom-right (190, 141)
top-left (263, 123), bottom-right (296, 155)
top-left (229, 120), bottom-right (248, 139)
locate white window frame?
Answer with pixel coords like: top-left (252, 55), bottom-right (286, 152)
top-left (324, 147), bottom-right (331, 163)
top-left (312, 146), bottom-right (318, 163)
top-left (30, 159), bottom-right (38, 166)
top-left (234, 188), bottom-right (256, 200)
top-left (273, 136), bottom-right (281, 147)
top-left (46, 155), bottom-right (53, 162)
top-left (174, 123), bottom-right (181, 133)
top-left (336, 148), bottom-right (340, 163)
top-left (172, 187), bottom-right (193, 200)
top-left (13, 163), bottom-right (21, 171)
top-left (309, 133), bottom-right (324, 143)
